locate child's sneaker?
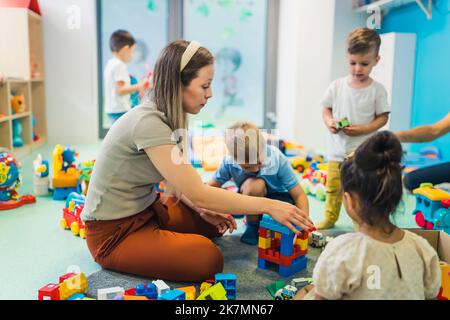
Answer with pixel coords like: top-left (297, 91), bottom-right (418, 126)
top-left (240, 220), bottom-right (260, 245)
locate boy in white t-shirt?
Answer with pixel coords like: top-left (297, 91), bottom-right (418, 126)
top-left (317, 28), bottom-right (391, 230)
top-left (104, 30), bottom-right (149, 124)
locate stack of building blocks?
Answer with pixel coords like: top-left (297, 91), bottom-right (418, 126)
top-left (135, 283), bottom-right (158, 299)
top-left (38, 272), bottom-right (88, 300)
top-left (52, 145), bottom-right (81, 200)
top-left (214, 273), bottom-right (237, 300)
top-left (257, 215), bottom-right (308, 277)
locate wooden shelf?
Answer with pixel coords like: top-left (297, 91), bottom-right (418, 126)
top-left (0, 8), bottom-right (47, 159)
top-left (11, 112), bottom-right (31, 120)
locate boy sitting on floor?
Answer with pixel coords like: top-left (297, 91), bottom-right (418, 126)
top-left (208, 122), bottom-right (310, 245)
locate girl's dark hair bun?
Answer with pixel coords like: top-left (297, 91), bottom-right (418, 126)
top-left (354, 131), bottom-right (403, 172)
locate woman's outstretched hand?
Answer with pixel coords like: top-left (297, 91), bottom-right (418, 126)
top-left (268, 200), bottom-right (315, 234)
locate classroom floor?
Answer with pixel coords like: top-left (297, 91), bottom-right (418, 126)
top-left (0, 143), bottom-right (418, 300)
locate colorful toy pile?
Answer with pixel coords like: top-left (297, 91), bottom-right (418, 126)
top-left (413, 183), bottom-right (450, 234)
top-left (39, 272), bottom-right (237, 300)
top-left (257, 215), bottom-right (308, 277)
top-left (0, 150), bottom-right (36, 210)
top-left (300, 162), bottom-right (328, 201)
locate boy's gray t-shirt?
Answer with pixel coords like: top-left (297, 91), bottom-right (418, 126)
top-left (81, 102), bottom-right (177, 221)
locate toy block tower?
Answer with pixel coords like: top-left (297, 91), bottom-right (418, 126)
top-left (257, 215), bottom-right (308, 277)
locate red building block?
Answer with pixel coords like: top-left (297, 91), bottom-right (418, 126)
top-left (38, 283), bottom-right (60, 300)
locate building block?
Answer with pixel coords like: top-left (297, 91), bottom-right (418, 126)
top-left (258, 236), bottom-right (272, 249)
top-left (59, 272), bottom-right (77, 283)
top-left (296, 238), bottom-right (308, 251)
top-left (152, 280), bottom-right (170, 296)
top-left (135, 283), bottom-right (158, 299)
top-left (97, 287), bottom-right (125, 300)
top-left (38, 283), bottom-right (60, 300)
top-left (280, 233), bottom-right (295, 256)
top-left (439, 263), bottom-right (450, 300)
top-left (215, 273), bottom-right (237, 300)
top-left (124, 288), bottom-right (136, 296)
top-left (279, 256), bottom-right (307, 278)
top-left (158, 289), bottom-right (186, 300)
top-left (197, 283), bottom-right (227, 300)
top-left (59, 273), bottom-right (87, 300)
top-left (178, 286), bottom-right (197, 300)
top-left (259, 227), bottom-right (270, 238)
top-left (124, 295), bottom-right (149, 300)
top-left (53, 185), bottom-right (81, 201)
top-left (200, 282), bottom-right (212, 294)
top-left (68, 293), bottom-right (86, 300)
top-left (260, 215), bottom-right (302, 235)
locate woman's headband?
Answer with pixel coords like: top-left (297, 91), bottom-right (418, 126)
top-left (180, 41), bottom-right (201, 72)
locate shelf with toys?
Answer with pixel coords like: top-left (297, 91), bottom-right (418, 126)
top-left (0, 7), bottom-right (47, 159)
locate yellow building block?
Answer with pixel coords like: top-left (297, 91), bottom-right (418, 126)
top-left (59, 273), bottom-right (87, 300)
top-left (200, 282), bottom-right (212, 294)
top-left (197, 283), bottom-right (227, 300)
top-left (296, 238), bottom-right (308, 251)
top-left (258, 237), bottom-right (271, 249)
top-left (178, 286), bottom-right (197, 300)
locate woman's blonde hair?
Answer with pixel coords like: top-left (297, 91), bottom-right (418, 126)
top-left (151, 40), bottom-right (214, 132)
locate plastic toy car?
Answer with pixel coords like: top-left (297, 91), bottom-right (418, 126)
top-left (275, 285), bottom-right (298, 300)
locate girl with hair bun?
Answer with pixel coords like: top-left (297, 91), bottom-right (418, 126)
top-left (296, 131), bottom-right (441, 300)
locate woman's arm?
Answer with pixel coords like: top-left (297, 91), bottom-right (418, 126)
top-left (396, 112), bottom-right (450, 143)
top-left (145, 145), bottom-right (315, 233)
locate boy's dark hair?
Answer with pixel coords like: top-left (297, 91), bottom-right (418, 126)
top-left (347, 28), bottom-right (381, 56)
top-left (340, 131), bottom-right (403, 233)
top-left (109, 30), bottom-right (136, 52)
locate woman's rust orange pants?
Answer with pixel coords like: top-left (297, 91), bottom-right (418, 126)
top-left (85, 197), bottom-right (224, 282)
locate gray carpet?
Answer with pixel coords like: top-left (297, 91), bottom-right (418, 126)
top-left (87, 230), bottom-right (347, 300)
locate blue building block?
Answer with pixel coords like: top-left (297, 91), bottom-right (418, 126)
top-left (215, 273), bottom-right (237, 300)
top-left (279, 255), bottom-right (307, 278)
top-left (135, 283), bottom-right (158, 299)
top-left (65, 192), bottom-right (86, 208)
top-left (67, 293), bottom-right (86, 300)
top-left (158, 289), bottom-right (186, 300)
top-left (260, 215), bottom-right (303, 235)
top-left (280, 233), bottom-right (295, 257)
top-left (53, 184), bottom-right (82, 201)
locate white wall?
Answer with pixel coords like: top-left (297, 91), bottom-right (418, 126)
top-left (277, 0), bottom-right (366, 155)
top-left (40, 0), bottom-right (99, 144)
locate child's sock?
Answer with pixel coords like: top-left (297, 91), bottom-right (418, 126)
top-left (240, 220), bottom-right (260, 245)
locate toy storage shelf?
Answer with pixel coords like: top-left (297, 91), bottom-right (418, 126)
top-left (0, 8), bottom-right (47, 159)
top-left (0, 79), bottom-right (47, 158)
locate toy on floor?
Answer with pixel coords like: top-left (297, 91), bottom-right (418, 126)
top-left (291, 154), bottom-right (324, 174)
top-left (38, 272), bottom-right (88, 300)
top-left (79, 159), bottom-right (95, 195)
top-left (33, 154), bottom-right (50, 196)
top-left (214, 273), bottom-right (237, 300)
top-left (257, 215), bottom-right (308, 277)
top-left (60, 192), bottom-right (86, 239)
top-left (197, 282), bottom-right (227, 300)
top-left (275, 284), bottom-right (298, 300)
top-left (266, 280), bottom-right (286, 298)
top-left (0, 151), bottom-right (36, 210)
top-left (300, 162), bottom-right (327, 201)
top-left (12, 119), bottom-right (24, 147)
top-left (291, 277), bottom-right (314, 289)
top-left (52, 145), bottom-right (81, 200)
top-left (413, 183), bottom-right (450, 234)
